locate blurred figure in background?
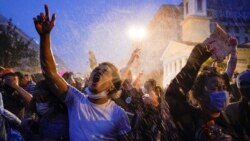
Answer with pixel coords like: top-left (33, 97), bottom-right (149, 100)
top-left (0, 68), bottom-right (32, 119)
top-left (27, 80), bottom-right (69, 141)
top-left (225, 69), bottom-right (250, 140)
top-left (16, 72), bottom-right (36, 95)
top-left (62, 72), bottom-right (76, 87)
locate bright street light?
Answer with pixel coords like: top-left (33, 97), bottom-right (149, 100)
top-left (127, 25), bottom-right (147, 41)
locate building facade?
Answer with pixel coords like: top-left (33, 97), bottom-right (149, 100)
top-left (146, 0), bottom-right (250, 87)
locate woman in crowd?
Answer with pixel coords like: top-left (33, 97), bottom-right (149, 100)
top-left (165, 34), bottom-right (238, 140)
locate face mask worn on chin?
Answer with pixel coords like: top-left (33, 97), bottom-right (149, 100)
top-left (36, 102), bottom-right (49, 116)
top-left (209, 91), bottom-right (229, 111)
top-left (86, 87), bottom-right (108, 99)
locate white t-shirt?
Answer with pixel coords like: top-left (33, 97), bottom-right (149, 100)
top-left (65, 86), bottom-right (131, 141)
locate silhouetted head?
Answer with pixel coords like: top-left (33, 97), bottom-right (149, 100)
top-left (191, 68), bottom-right (229, 118)
top-left (236, 69), bottom-right (250, 102)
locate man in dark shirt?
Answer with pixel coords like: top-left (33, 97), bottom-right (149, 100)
top-left (0, 69), bottom-right (32, 119)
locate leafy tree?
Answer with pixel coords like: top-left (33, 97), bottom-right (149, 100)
top-left (0, 19), bottom-right (39, 72)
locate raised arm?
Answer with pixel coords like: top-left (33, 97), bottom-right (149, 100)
top-left (120, 48), bottom-right (140, 81)
top-left (132, 71), bottom-right (143, 90)
top-left (225, 37), bottom-right (238, 79)
top-left (166, 43), bottom-right (211, 95)
top-left (5, 75), bottom-right (32, 104)
top-left (33, 5), bottom-right (68, 96)
top-left (165, 42), bottom-right (212, 118)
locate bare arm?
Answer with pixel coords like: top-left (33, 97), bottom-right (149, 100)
top-left (5, 76), bottom-right (32, 104)
top-left (33, 5), bottom-right (68, 97)
top-left (225, 37), bottom-right (238, 79)
top-left (120, 48), bottom-right (140, 81)
top-left (132, 71), bottom-right (143, 90)
top-left (13, 86), bottom-right (32, 104)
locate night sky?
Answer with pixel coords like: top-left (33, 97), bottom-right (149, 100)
top-left (0, 0), bottom-right (181, 74)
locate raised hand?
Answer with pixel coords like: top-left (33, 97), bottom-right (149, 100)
top-left (202, 36), bottom-right (216, 53)
top-left (4, 75), bottom-right (19, 89)
top-left (131, 48), bottom-right (140, 59)
top-left (33, 4), bottom-right (56, 36)
top-left (228, 37), bottom-right (238, 47)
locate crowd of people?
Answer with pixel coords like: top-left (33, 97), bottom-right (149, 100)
top-left (0, 4), bottom-right (249, 141)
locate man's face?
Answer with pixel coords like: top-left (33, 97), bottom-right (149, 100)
top-left (88, 64), bottom-right (113, 93)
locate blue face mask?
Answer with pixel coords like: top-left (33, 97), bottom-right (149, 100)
top-left (209, 91), bottom-right (229, 111)
top-left (36, 102), bottom-right (49, 116)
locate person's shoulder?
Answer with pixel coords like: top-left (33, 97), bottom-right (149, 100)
top-left (109, 100), bottom-right (126, 113)
top-left (225, 102), bottom-right (239, 114)
top-left (67, 85), bottom-right (83, 94)
top-left (225, 101), bottom-right (240, 123)
top-left (66, 85), bottom-right (86, 100)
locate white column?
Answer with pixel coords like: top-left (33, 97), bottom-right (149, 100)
top-left (171, 62), bottom-right (175, 74)
top-left (168, 63), bottom-right (172, 75)
top-left (164, 64), bottom-right (168, 78)
top-left (177, 59), bottom-right (182, 72)
top-left (181, 57), bottom-right (186, 67)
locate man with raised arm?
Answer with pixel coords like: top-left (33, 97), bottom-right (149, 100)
top-left (33, 5), bottom-right (131, 141)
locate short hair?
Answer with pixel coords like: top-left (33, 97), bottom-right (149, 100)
top-left (191, 68), bottom-right (223, 99)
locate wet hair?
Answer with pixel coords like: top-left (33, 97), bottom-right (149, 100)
top-left (98, 62), bottom-right (122, 94)
top-left (191, 67), bottom-right (223, 100)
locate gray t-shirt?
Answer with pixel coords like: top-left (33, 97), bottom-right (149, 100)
top-left (65, 86), bottom-right (131, 141)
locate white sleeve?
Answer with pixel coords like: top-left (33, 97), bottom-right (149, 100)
top-left (65, 85), bottom-right (85, 109)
